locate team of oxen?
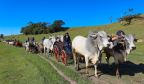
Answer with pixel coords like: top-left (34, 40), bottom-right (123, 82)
top-left (72, 31), bottom-right (137, 78)
top-left (3, 30), bottom-right (137, 78)
top-left (4, 39), bottom-right (23, 47)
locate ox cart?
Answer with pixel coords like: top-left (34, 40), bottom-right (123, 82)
top-left (53, 41), bottom-right (72, 65)
top-left (14, 41), bottom-right (23, 47)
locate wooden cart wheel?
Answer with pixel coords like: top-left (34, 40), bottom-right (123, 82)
top-left (53, 46), bottom-right (59, 62)
top-left (61, 50), bottom-right (67, 65)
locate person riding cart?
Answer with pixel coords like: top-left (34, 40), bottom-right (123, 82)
top-left (63, 32), bottom-right (72, 58)
top-left (53, 33), bottom-right (73, 65)
top-left (54, 37), bottom-right (64, 54)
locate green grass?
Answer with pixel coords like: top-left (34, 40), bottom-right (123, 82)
top-left (0, 42), bottom-right (94, 84)
top-left (0, 42), bottom-right (69, 84)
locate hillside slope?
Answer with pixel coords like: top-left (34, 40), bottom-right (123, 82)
top-left (6, 15), bottom-right (144, 42)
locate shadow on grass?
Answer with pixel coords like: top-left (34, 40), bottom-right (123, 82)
top-left (98, 61), bottom-right (144, 76)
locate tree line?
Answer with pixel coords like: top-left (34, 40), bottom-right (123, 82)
top-left (20, 8), bottom-right (142, 35)
top-left (20, 20), bottom-right (69, 35)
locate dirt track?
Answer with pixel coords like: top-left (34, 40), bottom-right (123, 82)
top-left (40, 55), bottom-right (77, 84)
top-left (39, 54), bottom-right (144, 84)
top-left (49, 56), bottom-right (144, 84)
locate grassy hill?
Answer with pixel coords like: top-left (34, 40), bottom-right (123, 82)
top-left (1, 15), bottom-right (144, 84)
top-left (6, 14), bottom-right (144, 42)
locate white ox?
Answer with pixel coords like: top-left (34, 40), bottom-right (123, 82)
top-left (43, 36), bottom-right (56, 56)
top-left (23, 41), bottom-right (30, 53)
top-left (8, 41), bottom-right (14, 45)
top-left (58, 35), bottom-right (64, 42)
top-left (72, 31), bottom-right (110, 77)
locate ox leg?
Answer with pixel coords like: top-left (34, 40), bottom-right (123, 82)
top-left (44, 47), bottom-right (46, 56)
top-left (106, 55), bottom-right (110, 66)
top-left (116, 64), bottom-right (120, 78)
top-left (99, 53), bottom-right (102, 65)
top-left (72, 49), bottom-right (77, 70)
top-left (124, 55), bottom-right (127, 62)
top-left (47, 49), bottom-right (50, 57)
top-left (45, 48), bottom-right (48, 56)
top-left (76, 55), bottom-right (80, 70)
top-left (94, 63), bottom-right (98, 78)
top-left (45, 48), bottom-right (47, 56)
top-left (85, 57), bottom-right (89, 74)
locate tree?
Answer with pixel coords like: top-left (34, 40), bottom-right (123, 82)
top-left (118, 8), bottom-right (141, 25)
top-left (51, 20), bottom-right (65, 32)
top-left (20, 22), bottom-right (49, 35)
top-left (0, 34), bottom-right (4, 39)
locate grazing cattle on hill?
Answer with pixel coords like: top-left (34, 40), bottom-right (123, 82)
top-left (104, 34), bottom-right (136, 78)
top-left (72, 31), bottom-right (110, 77)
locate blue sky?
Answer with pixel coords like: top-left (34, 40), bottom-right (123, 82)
top-left (0, 0), bottom-right (144, 35)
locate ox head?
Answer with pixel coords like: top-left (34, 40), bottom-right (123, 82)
top-left (58, 35), bottom-right (64, 42)
top-left (55, 35), bottom-right (64, 42)
top-left (89, 31), bottom-right (110, 51)
top-left (49, 36), bottom-right (56, 44)
top-left (124, 34), bottom-right (136, 54)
